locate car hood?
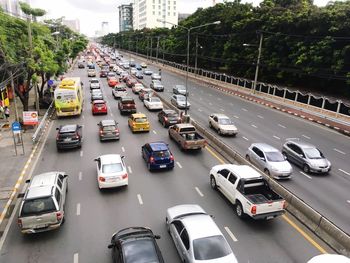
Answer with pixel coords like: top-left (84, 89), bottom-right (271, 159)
top-left (269, 161), bottom-right (293, 172)
top-left (307, 158), bottom-right (330, 167)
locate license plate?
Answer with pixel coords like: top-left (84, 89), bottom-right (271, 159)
top-left (64, 138), bottom-right (71, 142)
top-left (321, 168), bottom-right (328, 172)
top-left (159, 165), bottom-right (166, 168)
top-left (266, 216), bottom-right (274, 220)
top-left (139, 128), bottom-right (143, 131)
top-left (35, 224), bottom-right (48, 229)
top-left (108, 177), bottom-right (119, 183)
top-left (97, 107), bottom-right (101, 110)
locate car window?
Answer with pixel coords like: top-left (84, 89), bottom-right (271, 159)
top-left (213, 116), bottom-right (218, 122)
top-left (228, 174), bottom-right (237, 184)
top-left (253, 147), bottom-right (264, 158)
top-left (102, 125), bottom-right (116, 131)
top-left (172, 220), bottom-right (184, 234)
top-left (57, 177), bottom-right (63, 188)
top-left (153, 150), bottom-right (170, 158)
top-left (193, 235), bottom-right (232, 260)
top-left (218, 118), bottom-right (231, 125)
top-left (21, 197), bottom-right (56, 217)
top-left (180, 229), bottom-right (190, 250)
top-left (102, 163), bottom-right (123, 173)
top-left (290, 144), bottom-right (303, 155)
top-left (218, 169), bottom-right (230, 179)
top-left (303, 148), bottom-right (323, 159)
top-left (94, 103), bottom-right (105, 107)
top-left (55, 188), bottom-right (61, 205)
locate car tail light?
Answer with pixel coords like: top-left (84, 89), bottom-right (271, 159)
top-left (56, 212), bottom-right (63, 221)
top-left (122, 173), bottom-right (128, 179)
top-left (75, 134), bottom-right (80, 140)
top-left (251, 205), bottom-right (257, 215)
top-left (99, 129), bottom-right (103, 135)
top-left (164, 117), bottom-right (168, 122)
top-left (115, 128), bottom-right (119, 133)
top-left (56, 134), bottom-right (60, 140)
top-left (17, 218), bottom-right (22, 228)
top-left (170, 155), bottom-right (174, 161)
top-left (149, 156), bottom-right (155, 163)
top-left (283, 201), bottom-right (287, 209)
top-left (99, 176), bottom-right (105, 182)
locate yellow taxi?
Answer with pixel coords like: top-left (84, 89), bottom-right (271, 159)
top-left (128, 113), bottom-right (150, 133)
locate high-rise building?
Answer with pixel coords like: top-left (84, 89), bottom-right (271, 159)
top-left (62, 19), bottom-right (80, 33)
top-left (118, 4), bottom-right (133, 32)
top-left (133, 0), bottom-right (178, 30)
top-left (0, 0), bottom-right (28, 18)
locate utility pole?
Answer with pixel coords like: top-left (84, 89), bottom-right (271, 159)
top-left (156, 36), bottom-right (160, 63)
top-left (253, 32), bottom-right (263, 93)
top-left (162, 41), bottom-right (165, 61)
top-left (150, 37), bottom-right (153, 60)
top-left (9, 70), bottom-right (19, 121)
top-left (136, 37), bottom-right (139, 54)
top-left (195, 34), bottom-right (198, 73)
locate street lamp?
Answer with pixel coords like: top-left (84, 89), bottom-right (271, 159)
top-left (243, 32), bottom-right (263, 94)
top-left (157, 19), bottom-right (221, 116)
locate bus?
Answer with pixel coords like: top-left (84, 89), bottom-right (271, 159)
top-left (54, 77), bottom-right (84, 117)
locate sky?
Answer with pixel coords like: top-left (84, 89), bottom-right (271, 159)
top-left (29, 0), bottom-right (332, 37)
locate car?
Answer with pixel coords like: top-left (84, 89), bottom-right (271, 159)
top-left (150, 80), bottom-right (164, 91)
top-left (126, 78), bottom-right (138, 88)
top-left (142, 142), bottom-right (175, 171)
top-left (166, 204), bottom-right (238, 263)
top-left (112, 86), bottom-right (127, 99)
top-left (129, 60), bottom-right (136, 67)
top-left (151, 73), bottom-right (161, 81)
top-left (100, 70), bottom-right (108, 77)
top-left (130, 68), bottom-right (137, 75)
top-left (108, 77), bottom-right (119, 87)
top-left (94, 154), bottom-right (128, 189)
top-left (171, 94), bottom-right (190, 109)
top-left (89, 78), bottom-right (100, 90)
top-left (91, 88), bottom-right (102, 95)
top-left (307, 254), bottom-right (350, 263)
top-left (173, 84), bottom-right (188, 95)
top-left (246, 143), bottom-right (293, 179)
top-left (108, 227), bottom-right (165, 263)
top-left (98, 119), bottom-right (120, 141)
top-left (56, 124), bottom-right (82, 151)
top-left (143, 69), bottom-right (153, 75)
top-left (87, 69), bottom-right (96, 77)
top-left (135, 71), bottom-right (143, 79)
top-left (144, 97), bottom-right (163, 111)
top-left (78, 62), bottom-right (85, 68)
top-left (17, 171), bottom-right (68, 234)
top-left (92, 100), bottom-right (108, 115)
top-left (122, 63), bottom-right (130, 69)
top-left (107, 72), bottom-right (116, 81)
top-left (136, 64), bottom-right (142, 70)
top-left (91, 92), bottom-right (104, 102)
top-left (208, 113), bottom-right (238, 136)
top-left (128, 113), bottom-right (150, 133)
top-left (282, 139), bottom-right (331, 174)
top-left (132, 83), bottom-right (145, 94)
top-left (139, 88), bottom-right (154, 101)
top-left (158, 110), bottom-right (181, 127)
top-left (87, 63), bottom-right (95, 69)
top-left (140, 62), bottom-right (147, 68)
top-left (118, 97), bottom-right (137, 114)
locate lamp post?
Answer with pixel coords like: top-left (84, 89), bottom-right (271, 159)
top-left (157, 19), bottom-right (220, 116)
top-left (243, 32), bottom-right (263, 94)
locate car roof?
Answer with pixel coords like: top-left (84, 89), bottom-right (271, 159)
top-left (121, 97), bottom-right (134, 101)
top-left (251, 143), bottom-right (279, 152)
top-left (99, 154), bottom-right (122, 164)
top-left (181, 214), bottom-right (222, 240)
top-left (90, 78), bottom-right (99, 81)
top-left (26, 172), bottom-right (60, 199)
top-left (100, 119), bottom-right (117, 126)
top-left (59, 124), bottom-right (78, 133)
top-left (211, 113), bottom-right (229, 119)
top-left (163, 109), bottom-right (177, 114)
top-left (132, 113), bottom-right (147, 118)
top-left (175, 85), bottom-right (185, 88)
top-left (285, 139), bottom-right (316, 149)
top-left (216, 164), bottom-right (262, 179)
top-left (149, 142), bottom-right (169, 151)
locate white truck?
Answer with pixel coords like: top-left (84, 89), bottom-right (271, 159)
top-left (210, 164), bottom-right (286, 220)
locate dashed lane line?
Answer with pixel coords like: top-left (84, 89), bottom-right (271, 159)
top-left (251, 124), bottom-right (257, 128)
top-left (278, 124), bottom-right (286, 129)
top-left (224, 227), bottom-right (238, 242)
top-left (339, 169), bottom-right (350, 176)
top-left (78, 172), bottom-right (82, 181)
top-left (242, 136), bottom-right (249, 141)
top-left (300, 171), bottom-right (312, 179)
top-left (176, 162), bottom-right (182, 168)
top-left (220, 109), bottom-right (225, 112)
top-left (80, 151), bottom-right (83, 157)
top-left (74, 253), bottom-right (79, 263)
top-left (128, 166), bottom-right (133, 174)
top-left (76, 203), bottom-right (81, 216)
top-left (137, 194), bottom-right (143, 205)
top-left (153, 130), bottom-right (157, 134)
top-left (273, 135), bottom-right (281, 140)
top-left (241, 108), bottom-right (248, 112)
top-left (233, 115), bottom-right (239, 119)
top-left (122, 147), bottom-right (125, 152)
top-left (195, 187), bottom-right (204, 197)
top-left (333, 148), bottom-right (346, 155)
top-left (198, 109), bottom-right (203, 112)
top-left (302, 134), bottom-right (310, 139)
top-left (257, 115), bottom-right (264, 119)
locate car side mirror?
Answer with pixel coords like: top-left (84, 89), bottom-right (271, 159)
top-left (56, 128), bottom-right (59, 130)
top-left (121, 155), bottom-right (125, 159)
top-left (107, 244), bottom-right (114, 249)
top-left (94, 158), bottom-right (99, 162)
top-left (260, 157), bottom-right (266, 162)
top-left (63, 174), bottom-right (68, 178)
top-left (25, 179), bottom-right (31, 183)
top-left (154, 235), bottom-right (161, 239)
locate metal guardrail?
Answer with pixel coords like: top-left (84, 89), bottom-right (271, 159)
top-left (31, 102), bottom-right (54, 143)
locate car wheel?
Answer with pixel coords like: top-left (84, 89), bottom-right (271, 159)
top-left (218, 129), bottom-right (222, 135)
top-left (147, 163), bottom-right (152, 171)
top-left (264, 169), bottom-right (270, 176)
top-left (236, 202), bottom-right (246, 218)
top-left (282, 151), bottom-right (288, 160)
top-left (303, 164), bottom-right (310, 173)
top-left (210, 175), bottom-right (217, 190)
top-left (209, 122), bottom-right (212, 128)
top-left (166, 217), bottom-right (170, 233)
top-left (245, 155), bottom-right (250, 162)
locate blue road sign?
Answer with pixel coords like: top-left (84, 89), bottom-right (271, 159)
top-left (48, 79), bottom-right (54, 86)
top-left (12, 121), bottom-right (21, 132)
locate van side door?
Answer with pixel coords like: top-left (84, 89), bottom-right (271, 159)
top-left (226, 172), bottom-right (238, 203)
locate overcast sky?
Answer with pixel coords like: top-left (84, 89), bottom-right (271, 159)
top-left (29, 0), bottom-right (332, 37)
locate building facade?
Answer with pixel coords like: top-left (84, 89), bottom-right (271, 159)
top-left (133, 0), bottom-right (178, 30)
top-left (62, 19), bottom-right (80, 33)
top-left (0, 0), bottom-right (28, 18)
top-left (118, 4), bottom-right (133, 32)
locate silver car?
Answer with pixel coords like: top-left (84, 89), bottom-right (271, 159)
top-left (166, 204), bottom-right (238, 263)
top-left (209, 113), bottom-right (238, 136)
top-left (173, 84), bottom-right (188, 95)
top-left (171, 94), bottom-right (190, 109)
top-left (282, 139), bottom-right (331, 174)
top-left (246, 143), bottom-right (293, 179)
top-left (151, 73), bottom-right (161, 80)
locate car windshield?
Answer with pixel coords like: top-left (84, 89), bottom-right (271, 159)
top-left (150, 98), bottom-right (160, 102)
top-left (135, 117), bottom-right (147, 123)
top-left (304, 148), bottom-right (324, 159)
top-left (102, 125), bottom-right (116, 131)
top-left (154, 80), bottom-right (161, 84)
top-left (123, 239), bottom-right (160, 263)
top-left (21, 197), bottom-right (56, 217)
top-left (94, 103), bottom-right (105, 107)
top-left (193, 235), bottom-right (232, 260)
top-left (218, 118), bottom-right (232, 125)
top-left (102, 163), bottom-right (123, 173)
top-left (265, 151), bottom-right (285, 162)
top-left (91, 80), bottom-right (99, 83)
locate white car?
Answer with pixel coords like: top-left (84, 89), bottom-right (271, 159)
top-left (166, 204), bottom-right (238, 263)
top-left (307, 254), bottom-right (350, 263)
top-left (144, 97), bottom-right (163, 111)
top-left (94, 154), bottom-right (128, 189)
top-left (151, 73), bottom-right (161, 80)
top-left (132, 83), bottom-right (144, 94)
top-left (209, 113), bottom-right (238, 136)
top-left (90, 78), bottom-right (100, 90)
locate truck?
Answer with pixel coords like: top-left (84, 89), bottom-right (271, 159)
top-left (210, 164), bottom-right (286, 220)
top-left (168, 123), bottom-right (206, 150)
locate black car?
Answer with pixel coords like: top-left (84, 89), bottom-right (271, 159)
top-left (158, 110), bottom-right (181, 127)
top-left (108, 227), bottom-right (164, 263)
top-left (56, 124), bottom-right (82, 151)
top-left (135, 72), bottom-right (143, 79)
top-left (78, 62), bottom-right (85, 68)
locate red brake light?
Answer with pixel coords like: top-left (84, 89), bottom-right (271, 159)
top-left (115, 128), bottom-right (119, 133)
top-left (251, 205), bottom-right (257, 215)
top-left (99, 130), bottom-right (103, 134)
top-left (149, 156), bottom-right (155, 163)
top-left (170, 155), bottom-right (174, 161)
top-left (99, 176), bottom-right (105, 182)
top-left (56, 212), bottom-right (63, 221)
top-left (56, 134), bottom-right (60, 140)
top-left (122, 173), bottom-right (128, 179)
top-left (283, 201), bottom-right (287, 209)
top-left (17, 218), bottom-right (22, 228)
top-left (164, 117), bottom-right (168, 122)
top-left (75, 135), bottom-right (80, 139)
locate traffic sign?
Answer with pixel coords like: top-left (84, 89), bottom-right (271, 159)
top-left (12, 121), bottom-right (21, 134)
top-left (48, 79), bottom-right (54, 86)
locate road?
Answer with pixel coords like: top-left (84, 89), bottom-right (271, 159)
top-left (135, 57), bottom-right (350, 235)
top-left (0, 63), bottom-right (332, 263)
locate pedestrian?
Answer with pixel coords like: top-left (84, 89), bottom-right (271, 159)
top-left (4, 106), bottom-right (10, 121)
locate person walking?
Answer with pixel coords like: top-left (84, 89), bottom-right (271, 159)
top-left (4, 106), bottom-right (10, 121)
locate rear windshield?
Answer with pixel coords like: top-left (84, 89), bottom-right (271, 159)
top-left (193, 235), bottom-right (232, 260)
top-left (91, 80), bottom-right (99, 83)
top-left (94, 103), bottom-right (105, 107)
top-left (135, 117), bottom-right (147, 123)
top-left (103, 126), bottom-right (116, 131)
top-left (102, 163), bottom-right (123, 173)
top-left (123, 239), bottom-right (160, 263)
top-left (122, 100), bottom-right (134, 104)
top-left (153, 150), bottom-right (170, 158)
top-left (266, 151), bottom-right (285, 162)
top-left (21, 197), bottom-right (56, 217)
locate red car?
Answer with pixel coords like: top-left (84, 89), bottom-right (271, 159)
top-left (92, 100), bottom-right (108, 115)
top-left (108, 77), bottom-right (119, 87)
top-left (126, 78), bottom-right (138, 88)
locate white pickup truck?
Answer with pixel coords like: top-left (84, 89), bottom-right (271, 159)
top-left (210, 164), bottom-right (286, 220)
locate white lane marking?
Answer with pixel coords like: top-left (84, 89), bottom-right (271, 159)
top-left (278, 124), bottom-right (286, 128)
top-left (137, 194), bottom-right (143, 205)
top-left (195, 187), bottom-right (204, 197)
top-left (347, 200), bottom-right (350, 204)
top-left (220, 109), bottom-right (225, 112)
top-left (122, 147), bottom-right (125, 152)
top-left (257, 115), bottom-right (264, 119)
top-left (334, 148), bottom-right (346, 155)
top-left (209, 94), bottom-right (213, 96)
top-left (198, 108), bottom-right (203, 112)
top-left (153, 130), bottom-right (157, 134)
top-left (224, 226), bottom-right (238, 242)
top-left (217, 98), bottom-right (222, 101)
top-left (110, 112), bottom-right (114, 117)
top-left (80, 151), bottom-right (83, 157)
top-left (242, 108), bottom-right (248, 111)
top-left (128, 166), bottom-right (133, 174)
top-left (176, 162), bottom-right (182, 168)
top-left (302, 134), bottom-right (310, 139)
top-left (78, 172), bottom-right (82, 181)
top-left (233, 115), bottom-right (239, 119)
top-left (251, 124), bottom-right (257, 128)
top-left (273, 135), bottom-right (281, 140)
top-left (300, 171), bottom-right (312, 179)
top-left (82, 115), bottom-right (85, 120)
top-left (74, 253), bottom-right (79, 263)
top-left (76, 203), bottom-right (81, 216)
top-left (209, 102), bottom-right (213, 106)
top-left (242, 136), bottom-right (249, 141)
top-left (200, 97), bottom-right (203, 101)
top-left (339, 169), bottom-right (350, 176)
